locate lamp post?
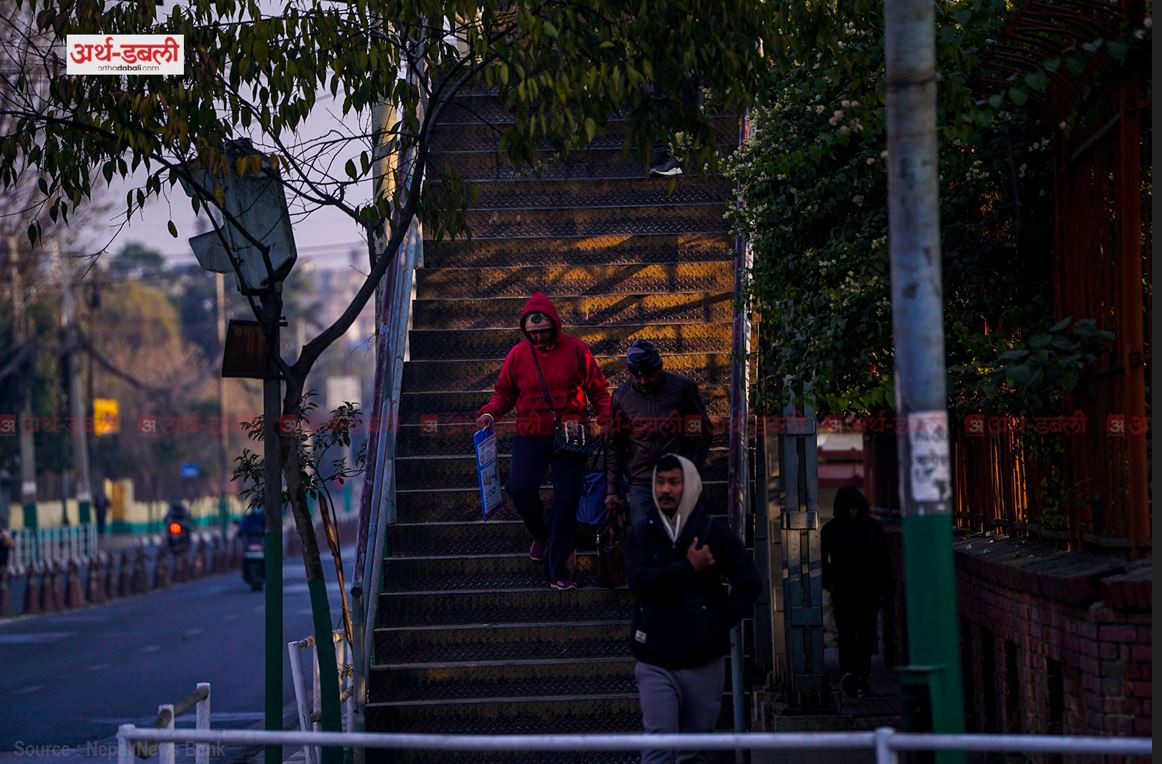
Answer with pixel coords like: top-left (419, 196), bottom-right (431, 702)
top-left (183, 139), bottom-right (298, 763)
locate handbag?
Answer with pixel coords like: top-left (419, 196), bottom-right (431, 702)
top-left (530, 342), bottom-right (598, 457)
top-left (596, 505), bottom-right (627, 588)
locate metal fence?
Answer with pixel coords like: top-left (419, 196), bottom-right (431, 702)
top-left (8, 524), bottom-right (97, 568)
top-left (113, 726), bottom-right (1151, 764)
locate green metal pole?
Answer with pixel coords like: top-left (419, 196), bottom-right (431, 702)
top-left (262, 289), bottom-right (284, 764)
top-left (883, 0), bottom-right (965, 758)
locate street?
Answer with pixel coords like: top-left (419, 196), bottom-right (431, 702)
top-left (0, 547), bottom-right (353, 763)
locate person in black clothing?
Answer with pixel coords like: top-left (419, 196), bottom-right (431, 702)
top-left (821, 486), bottom-right (893, 699)
top-left (625, 453), bottom-right (760, 763)
top-left (606, 340), bottom-right (713, 527)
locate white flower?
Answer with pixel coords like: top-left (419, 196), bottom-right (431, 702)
top-left (1134, 28), bottom-right (1146, 38)
top-left (1059, 121), bottom-right (1067, 130)
top-left (1144, 17), bottom-right (1152, 27)
top-left (841, 99), bottom-right (852, 108)
top-left (880, 149), bottom-right (888, 158)
top-left (839, 125), bottom-right (851, 135)
top-left (866, 157), bottom-right (876, 165)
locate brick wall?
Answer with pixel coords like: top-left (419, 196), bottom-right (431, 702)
top-left (882, 528), bottom-right (1151, 738)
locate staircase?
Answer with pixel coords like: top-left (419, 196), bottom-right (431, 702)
top-left (364, 91), bottom-right (739, 762)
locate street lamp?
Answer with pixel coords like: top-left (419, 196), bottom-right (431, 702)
top-left (180, 137), bottom-right (297, 764)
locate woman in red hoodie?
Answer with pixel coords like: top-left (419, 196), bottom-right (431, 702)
top-left (476, 292), bottom-right (612, 590)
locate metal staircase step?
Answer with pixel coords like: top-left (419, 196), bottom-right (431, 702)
top-left (394, 418), bottom-right (729, 457)
top-left (411, 293), bottom-right (733, 331)
top-left (370, 656), bottom-right (638, 703)
top-left (429, 147), bottom-right (663, 181)
top-left (409, 323), bottom-right (732, 360)
top-left (401, 349), bottom-right (733, 389)
top-left (374, 620), bottom-right (632, 664)
top-left (394, 449), bottom-right (730, 491)
top-left (378, 586), bottom-right (635, 628)
top-left (396, 387), bottom-right (730, 426)
top-left (430, 107), bottom-right (739, 149)
top-left (382, 553), bottom-right (603, 592)
top-left (364, 693), bottom-right (643, 735)
top-left (416, 262), bottom-right (732, 300)
top-left (393, 482), bottom-right (730, 524)
top-left (448, 177), bottom-right (732, 210)
top-left (422, 232), bottom-right (732, 269)
top-left (460, 203), bottom-right (728, 239)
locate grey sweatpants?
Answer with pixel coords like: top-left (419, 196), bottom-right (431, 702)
top-left (634, 657), bottom-right (725, 764)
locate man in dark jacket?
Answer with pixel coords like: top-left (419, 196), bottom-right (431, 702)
top-left (606, 340), bottom-right (712, 526)
top-left (821, 486), bottom-right (893, 699)
top-left (625, 453), bottom-right (760, 763)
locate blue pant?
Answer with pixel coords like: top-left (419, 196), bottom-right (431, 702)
top-left (627, 481), bottom-right (655, 527)
top-left (506, 436), bottom-right (586, 581)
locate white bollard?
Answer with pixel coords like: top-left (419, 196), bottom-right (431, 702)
top-left (195, 683), bottom-right (211, 764)
top-left (158, 704), bottom-right (175, 764)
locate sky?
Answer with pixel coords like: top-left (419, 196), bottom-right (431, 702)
top-left (74, 0), bottom-right (379, 275)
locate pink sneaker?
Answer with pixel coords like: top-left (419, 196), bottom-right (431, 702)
top-left (529, 539), bottom-right (546, 562)
top-left (550, 578), bottom-right (577, 591)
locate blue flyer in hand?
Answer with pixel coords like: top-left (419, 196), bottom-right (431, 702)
top-left (473, 426), bottom-right (502, 521)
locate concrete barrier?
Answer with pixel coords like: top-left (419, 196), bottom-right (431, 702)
top-left (65, 558), bottom-right (87, 608)
top-left (119, 550), bottom-right (134, 597)
top-left (131, 547), bottom-right (149, 594)
top-left (23, 562), bottom-right (41, 615)
top-left (41, 561), bottom-right (61, 612)
top-left (0, 569), bottom-right (11, 618)
top-left (88, 553), bottom-right (107, 604)
top-left (154, 547), bottom-right (173, 589)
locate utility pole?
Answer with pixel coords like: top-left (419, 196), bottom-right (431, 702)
top-left (8, 236), bottom-right (37, 530)
top-left (216, 271), bottom-right (230, 540)
top-left (883, 0), bottom-right (965, 757)
top-left (261, 286), bottom-right (283, 764)
top-left (53, 238), bottom-right (92, 526)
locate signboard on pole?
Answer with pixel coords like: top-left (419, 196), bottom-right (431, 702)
top-left (93, 398), bottom-right (120, 436)
top-left (473, 427), bottom-right (502, 521)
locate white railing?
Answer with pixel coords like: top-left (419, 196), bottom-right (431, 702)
top-left (289, 630), bottom-right (356, 764)
top-left (9, 524), bottom-right (97, 568)
top-left (113, 727), bottom-right (1151, 764)
top-left (139, 683), bottom-right (212, 764)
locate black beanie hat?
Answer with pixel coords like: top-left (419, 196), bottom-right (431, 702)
top-left (626, 339), bottom-right (662, 374)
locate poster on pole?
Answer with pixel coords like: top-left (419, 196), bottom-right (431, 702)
top-left (473, 427), bottom-right (502, 521)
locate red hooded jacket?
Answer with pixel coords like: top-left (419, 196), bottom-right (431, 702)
top-left (478, 292), bottom-right (611, 438)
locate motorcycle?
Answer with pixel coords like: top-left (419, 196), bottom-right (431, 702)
top-left (238, 510), bottom-right (266, 592)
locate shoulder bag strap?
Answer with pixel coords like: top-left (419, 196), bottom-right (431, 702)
top-left (528, 342), bottom-right (560, 424)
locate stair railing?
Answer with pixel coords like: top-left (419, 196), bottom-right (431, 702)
top-left (351, 32), bottom-right (428, 738)
top-left (727, 113), bottom-right (755, 740)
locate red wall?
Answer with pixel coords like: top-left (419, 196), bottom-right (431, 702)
top-left (882, 528), bottom-right (1151, 738)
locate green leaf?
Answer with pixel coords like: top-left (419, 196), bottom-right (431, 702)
top-left (987, 94), bottom-right (1003, 109)
top-left (344, 158), bottom-right (357, 179)
top-left (1005, 364), bottom-right (1032, 385)
top-left (167, 220), bottom-right (178, 238)
top-left (1105, 40), bottom-right (1128, 61)
top-left (542, 21), bottom-right (558, 39)
top-left (1008, 87), bottom-right (1028, 106)
top-left (1024, 70), bottom-right (1047, 93)
top-left (1049, 316), bottom-right (1072, 332)
top-left (1043, 57), bottom-right (1061, 73)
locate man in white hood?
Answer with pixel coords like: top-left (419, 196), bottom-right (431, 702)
top-left (624, 453), bottom-right (760, 763)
